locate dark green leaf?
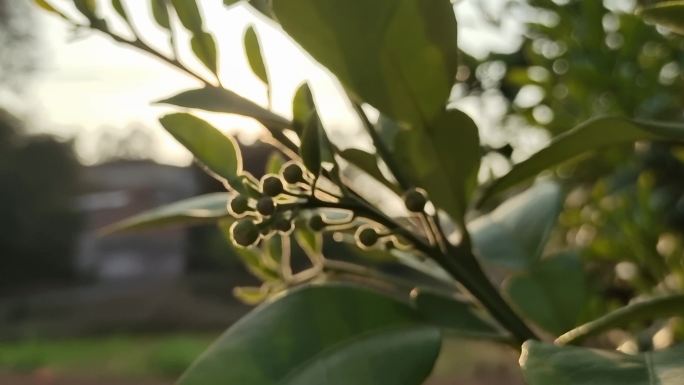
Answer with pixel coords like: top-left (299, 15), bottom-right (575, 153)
top-left (178, 285), bottom-right (441, 385)
top-left (393, 109), bottom-right (480, 223)
top-left (101, 193), bottom-right (230, 234)
top-left (557, 294), bottom-right (684, 345)
top-left (299, 113), bottom-right (322, 177)
top-left (151, 0), bottom-right (171, 29)
top-left (170, 0), bottom-right (203, 33)
top-left (159, 113), bottom-right (242, 186)
top-left (191, 31), bottom-right (218, 74)
top-left (158, 87), bottom-right (290, 130)
top-left (272, 0), bottom-right (459, 129)
top-left (520, 341), bottom-right (684, 385)
top-left (412, 289), bottom-right (504, 339)
top-left (479, 117), bottom-right (684, 205)
top-left (73, 0), bottom-right (97, 18)
top-left (469, 182), bottom-right (563, 269)
top-left (111, 0), bottom-right (130, 23)
top-left (244, 26), bottom-right (269, 86)
top-left (291, 83), bottom-right (314, 134)
top-left (504, 252), bottom-right (586, 335)
top-left (639, 1), bottom-right (684, 35)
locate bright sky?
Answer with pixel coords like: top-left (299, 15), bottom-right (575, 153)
top-left (20, 0), bottom-right (529, 166)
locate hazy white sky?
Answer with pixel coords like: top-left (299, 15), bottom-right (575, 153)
top-left (21, 0), bottom-right (527, 166)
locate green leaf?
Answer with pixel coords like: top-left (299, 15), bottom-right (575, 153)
top-left (244, 26), bottom-right (269, 86)
top-left (170, 0), bottom-right (203, 33)
top-left (178, 285), bottom-right (441, 385)
top-left (393, 109), bottom-right (480, 223)
top-left (73, 0), bottom-right (97, 19)
top-left (159, 113), bottom-right (242, 186)
top-left (272, 0), bottom-right (459, 129)
top-left (557, 294), bottom-right (684, 345)
top-left (150, 0), bottom-right (171, 29)
top-left (479, 117), bottom-right (684, 205)
top-left (191, 31), bottom-right (218, 74)
top-left (412, 289), bottom-right (504, 339)
top-left (101, 193), bottom-right (230, 234)
top-left (294, 227), bottom-right (322, 260)
top-left (520, 341), bottom-right (684, 385)
top-left (469, 182), bottom-right (563, 269)
top-left (504, 252), bottom-right (586, 335)
top-left (638, 1), bottom-right (684, 35)
top-left (339, 148), bottom-right (399, 193)
top-left (32, 0), bottom-right (69, 19)
top-left (265, 152), bottom-right (285, 174)
top-left (158, 87), bottom-right (290, 130)
top-left (291, 83), bottom-right (314, 134)
top-left (111, 0), bottom-right (130, 23)
top-left (299, 113), bottom-right (322, 177)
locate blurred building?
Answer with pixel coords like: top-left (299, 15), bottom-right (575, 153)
top-left (76, 160), bottom-right (197, 281)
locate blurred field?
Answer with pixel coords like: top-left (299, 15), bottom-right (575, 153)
top-left (0, 334), bottom-right (216, 380)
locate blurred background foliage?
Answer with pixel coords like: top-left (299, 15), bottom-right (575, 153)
top-left (463, 0), bottom-right (684, 345)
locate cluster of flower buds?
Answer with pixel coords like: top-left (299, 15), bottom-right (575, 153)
top-left (228, 162), bottom-right (310, 247)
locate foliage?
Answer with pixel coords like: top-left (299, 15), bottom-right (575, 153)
top-left (33, 0), bottom-right (684, 384)
top-left (0, 110), bottom-right (81, 288)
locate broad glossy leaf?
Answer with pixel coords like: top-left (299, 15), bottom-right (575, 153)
top-left (158, 87), bottom-right (290, 129)
top-left (159, 113), bottom-right (242, 186)
top-left (520, 341), bottom-right (684, 385)
top-left (393, 109), bottom-right (480, 223)
top-left (469, 182), bottom-right (562, 269)
top-left (244, 26), bottom-right (269, 86)
top-left (101, 193), bottom-right (230, 234)
top-left (412, 289), bottom-right (503, 339)
top-left (191, 31), bottom-right (218, 74)
top-left (170, 0), bottom-right (203, 33)
top-left (504, 252), bottom-right (586, 335)
top-left (639, 1), bottom-right (684, 35)
top-left (479, 117), bottom-right (684, 204)
top-left (272, 0), bottom-right (459, 129)
top-left (178, 285), bottom-right (441, 385)
top-left (151, 0), bottom-right (171, 29)
top-left (557, 294), bottom-right (684, 345)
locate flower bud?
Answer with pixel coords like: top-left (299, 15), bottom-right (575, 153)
top-left (229, 195), bottom-right (250, 215)
top-left (256, 197), bottom-right (276, 216)
top-left (403, 188), bottom-right (428, 213)
top-left (356, 226), bottom-right (379, 248)
top-left (230, 219), bottom-right (259, 247)
top-left (308, 214), bottom-right (326, 232)
top-left (282, 163), bottom-right (305, 184)
top-left (262, 175), bottom-right (284, 197)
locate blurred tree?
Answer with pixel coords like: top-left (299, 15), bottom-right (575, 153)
top-left (465, 0), bottom-right (684, 321)
top-left (0, 109), bottom-right (82, 290)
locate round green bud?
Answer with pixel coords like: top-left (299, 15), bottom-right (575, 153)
top-left (229, 195), bottom-right (250, 215)
top-left (282, 163), bottom-right (305, 184)
top-left (308, 214), bottom-right (326, 232)
top-left (403, 188), bottom-right (428, 213)
top-left (256, 197), bottom-right (276, 216)
top-left (273, 217), bottom-right (294, 233)
top-left (231, 219), bottom-right (259, 247)
top-left (262, 175), bottom-right (284, 197)
top-left (356, 226), bottom-right (379, 248)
